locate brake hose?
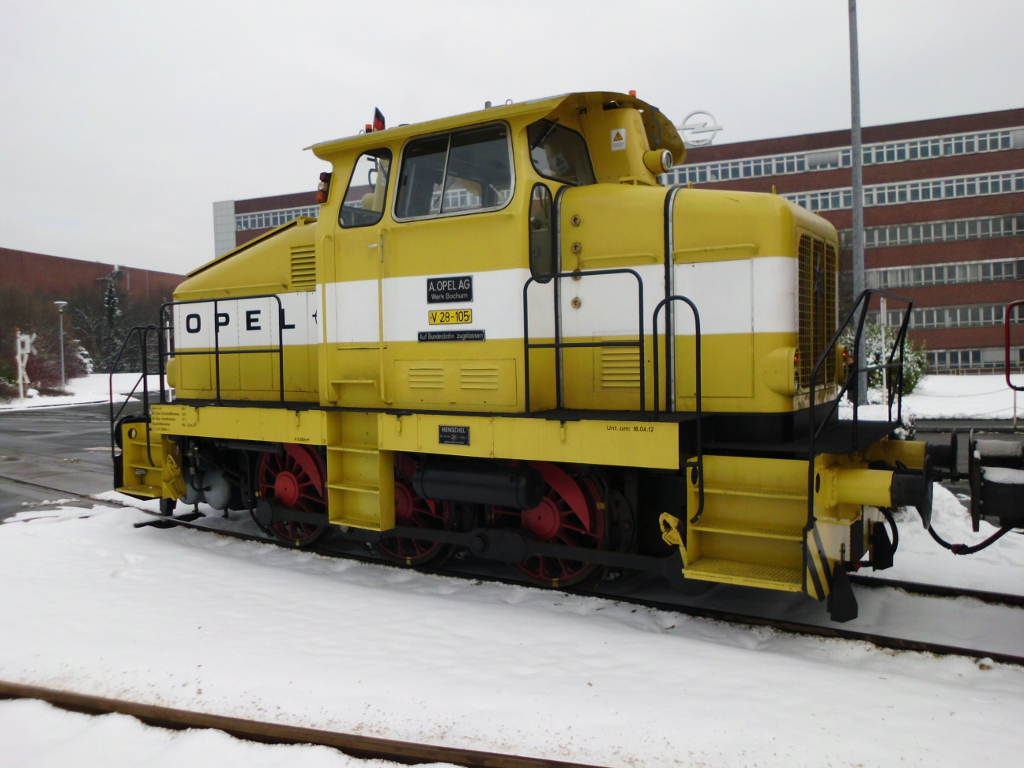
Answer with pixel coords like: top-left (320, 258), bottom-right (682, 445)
top-left (880, 507), bottom-right (899, 554)
top-left (928, 524), bottom-right (1013, 555)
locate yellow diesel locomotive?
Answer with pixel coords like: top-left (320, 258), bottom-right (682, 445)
top-left (114, 91), bottom-right (945, 621)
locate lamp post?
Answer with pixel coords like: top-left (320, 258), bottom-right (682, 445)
top-left (849, 0), bottom-right (867, 405)
top-left (54, 301), bottom-right (68, 390)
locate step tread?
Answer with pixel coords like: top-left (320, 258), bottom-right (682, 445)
top-left (685, 557), bottom-right (803, 591)
top-left (703, 485), bottom-right (805, 500)
top-left (691, 521), bottom-right (804, 541)
top-left (327, 481), bottom-right (380, 495)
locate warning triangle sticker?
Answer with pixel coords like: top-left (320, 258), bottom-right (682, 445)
top-left (614, 131), bottom-right (623, 141)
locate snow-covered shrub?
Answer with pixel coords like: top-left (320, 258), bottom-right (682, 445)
top-left (74, 342), bottom-right (94, 375)
top-left (842, 321), bottom-right (927, 395)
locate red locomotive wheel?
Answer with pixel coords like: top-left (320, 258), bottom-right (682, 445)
top-left (257, 444), bottom-right (331, 547)
top-left (376, 478), bottom-right (455, 567)
top-left (493, 462), bottom-right (606, 587)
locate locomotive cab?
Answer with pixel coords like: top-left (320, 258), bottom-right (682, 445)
top-left (304, 92), bottom-right (839, 424)
top-left (117, 91), bottom-right (957, 622)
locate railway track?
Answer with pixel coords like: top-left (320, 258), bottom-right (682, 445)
top-left (6, 468), bottom-right (1024, 667)
top-left (0, 680), bottom-right (605, 768)
top-left (4, 474), bottom-right (1024, 666)
top-left (136, 506), bottom-right (1024, 668)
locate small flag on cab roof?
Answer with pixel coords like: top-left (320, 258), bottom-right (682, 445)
top-left (373, 108), bottom-right (385, 132)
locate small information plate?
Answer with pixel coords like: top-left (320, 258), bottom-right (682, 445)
top-left (428, 309), bottom-right (472, 325)
top-left (427, 275), bottom-right (473, 304)
top-left (418, 330), bottom-right (485, 342)
top-left (439, 425), bottom-right (470, 446)
top-left (149, 404), bottom-right (199, 433)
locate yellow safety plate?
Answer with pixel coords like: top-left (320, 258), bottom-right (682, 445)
top-left (428, 309), bottom-right (472, 325)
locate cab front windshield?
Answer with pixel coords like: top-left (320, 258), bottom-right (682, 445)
top-left (528, 120), bottom-right (596, 186)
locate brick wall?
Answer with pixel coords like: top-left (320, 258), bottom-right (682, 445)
top-left (0, 247), bottom-right (184, 300)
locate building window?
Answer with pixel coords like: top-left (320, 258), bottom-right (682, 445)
top-left (868, 303), bottom-right (1024, 330)
top-left (783, 170), bottom-right (1024, 213)
top-left (839, 214), bottom-right (1024, 249)
top-left (927, 347), bottom-right (1024, 372)
top-left (869, 257), bottom-right (1023, 289)
top-left (663, 127), bottom-right (1022, 186)
top-left (235, 205), bottom-right (319, 232)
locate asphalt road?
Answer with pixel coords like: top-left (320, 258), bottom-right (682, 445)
top-left (0, 403), bottom-right (146, 521)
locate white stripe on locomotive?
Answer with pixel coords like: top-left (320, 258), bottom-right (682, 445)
top-left (174, 257), bottom-right (798, 351)
top-left (173, 291), bottom-right (320, 350)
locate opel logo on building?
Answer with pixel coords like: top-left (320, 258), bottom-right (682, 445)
top-left (678, 111), bottom-right (723, 148)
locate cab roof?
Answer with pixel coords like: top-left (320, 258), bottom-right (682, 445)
top-left (308, 91), bottom-right (684, 163)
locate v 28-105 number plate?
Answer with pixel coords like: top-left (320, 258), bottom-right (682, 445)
top-left (428, 309), bottom-right (472, 325)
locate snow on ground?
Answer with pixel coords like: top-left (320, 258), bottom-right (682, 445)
top-left (0, 373), bottom-right (163, 411)
top-left (845, 373), bottom-right (1023, 421)
top-left (0, 698), bottom-right (450, 768)
top-left (1, 503), bottom-right (1023, 767)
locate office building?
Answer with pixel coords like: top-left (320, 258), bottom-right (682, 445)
top-left (673, 109), bottom-right (1024, 373)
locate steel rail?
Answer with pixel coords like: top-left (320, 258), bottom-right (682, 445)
top-left (577, 590), bottom-right (1024, 667)
top-left (0, 474), bottom-right (94, 498)
top-left (847, 574), bottom-right (1024, 608)
top-left (0, 680), bottom-right (607, 768)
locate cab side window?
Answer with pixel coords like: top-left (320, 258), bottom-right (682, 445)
top-left (528, 120), bottom-right (595, 186)
top-left (339, 148), bottom-right (392, 228)
top-left (529, 184), bottom-right (555, 281)
top-left (395, 123), bottom-right (513, 220)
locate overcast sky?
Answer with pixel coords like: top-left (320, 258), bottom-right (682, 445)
top-left (1, 0), bottom-right (1022, 275)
